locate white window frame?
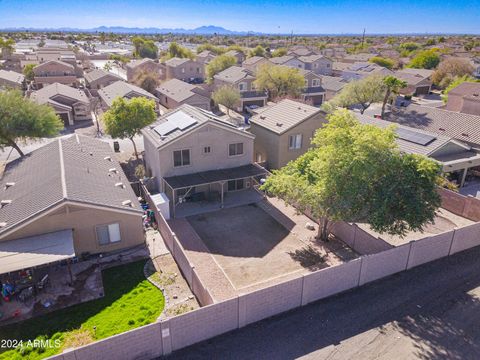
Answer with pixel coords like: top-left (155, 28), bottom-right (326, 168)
top-left (173, 149), bottom-right (191, 167)
top-left (288, 134), bottom-right (302, 150)
top-left (312, 79), bottom-right (320, 87)
top-left (96, 223), bottom-right (121, 245)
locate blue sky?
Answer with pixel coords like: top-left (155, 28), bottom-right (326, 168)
top-left (0, 0), bottom-right (479, 34)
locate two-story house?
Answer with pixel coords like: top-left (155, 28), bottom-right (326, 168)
top-left (30, 82), bottom-right (91, 126)
top-left (224, 50), bottom-right (245, 65)
top-left (142, 105), bottom-right (265, 217)
top-left (299, 69), bottom-right (326, 106)
top-left (297, 55), bottom-right (333, 75)
top-left (84, 68), bottom-right (125, 91)
top-left (196, 50), bottom-right (216, 65)
top-left (242, 56), bottom-right (269, 73)
top-left (155, 78), bottom-right (211, 111)
top-left (249, 99), bottom-right (327, 169)
top-left (165, 57), bottom-right (205, 82)
top-left (213, 66), bottom-right (268, 111)
top-left (126, 58), bottom-right (165, 82)
top-left (33, 60), bottom-right (77, 88)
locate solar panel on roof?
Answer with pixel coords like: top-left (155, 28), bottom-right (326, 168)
top-left (153, 110), bottom-right (198, 137)
top-left (396, 127), bottom-right (436, 146)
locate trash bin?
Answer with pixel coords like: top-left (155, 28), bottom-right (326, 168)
top-left (113, 141), bottom-right (120, 152)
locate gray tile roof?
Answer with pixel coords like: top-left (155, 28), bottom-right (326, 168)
top-left (214, 66), bottom-right (254, 83)
top-left (393, 70), bottom-right (430, 86)
top-left (30, 83), bottom-right (89, 105)
top-left (297, 54), bottom-right (328, 63)
top-left (383, 104), bottom-right (480, 147)
top-left (84, 69), bottom-right (123, 84)
top-left (397, 68), bottom-right (433, 79)
top-left (126, 58), bottom-right (155, 69)
top-left (34, 59), bottom-right (74, 70)
top-left (165, 57), bottom-right (191, 67)
top-left (142, 104), bottom-right (252, 149)
top-left (319, 75), bottom-right (347, 92)
top-left (155, 78), bottom-right (206, 103)
top-left (242, 56), bottom-right (266, 66)
top-left (98, 80), bottom-right (157, 107)
top-left (0, 135), bottom-right (142, 237)
top-left (0, 70), bottom-right (25, 85)
top-left (249, 99), bottom-right (323, 134)
top-left (269, 55), bottom-right (295, 65)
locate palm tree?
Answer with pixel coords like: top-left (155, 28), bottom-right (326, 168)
top-left (381, 76), bottom-right (407, 119)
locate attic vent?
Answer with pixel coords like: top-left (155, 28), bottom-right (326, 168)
top-left (276, 122), bottom-right (283, 127)
top-left (104, 156), bottom-right (112, 161)
top-left (4, 182), bottom-right (15, 189)
top-left (109, 168), bottom-right (118, 174)
top-left (1, 200), bottom-right (12, 207)
top-left (115, 182), bottom-right (125, 189)
top-left (260, 115), bottom-right (266, 120)
top-left (439, 128), bottom-right (445, 131)
top-left (298, 107), bottom-right (302, 110)
top-left (122, 200), bottom-right (132, 207)
top-left (461, 133), bottom-right (469, 137)
top-left (473, 93), bottom-right (479, 97)
top-left (0, 222), bottom-right (7, 228)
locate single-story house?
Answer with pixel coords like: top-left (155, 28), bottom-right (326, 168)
top-left (248, 99), bottom-right (327, 169)
top-left (98, 80), bottom-right (158, 109)
top-left (341, 62), bottom-right (394, 81)
top-left (319, 75), bottom-right (348, 100)
top-left (142, 104), bottom-right (265, 217)
top-left (155, 78), bottom-right (211, 110)
top-left (30, 83), bottom-right (91, 126)
top-left (394, 69), bottom-right (432, 96)
top-left (444, 82), bottom-right (480, 116)
top-left (242, 56), bottom-right (269, 73)
top-left (0, 135), bottom-right (144, 275)
top-left (0, 69), bottom-right (25, 90)
top-left (342, 53), bottom-right (378, 64)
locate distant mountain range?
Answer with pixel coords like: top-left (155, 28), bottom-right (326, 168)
top-left (0, 25), bottom-right (262, 35)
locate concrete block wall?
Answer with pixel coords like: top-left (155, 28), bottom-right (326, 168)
top-left (353, 225), bottom-right (393, 255)
top-left (302, 258), bottom-right (362, 305)
top-left (407, 230), bottom-right (455, 269)
top-left (358, 243), bottom-right (411, 286)
top-left (331, 221), bottom-right (355, 248)
top-left (438, 187), bottom-right (480, 222)
top-left (171, 236), bottom-right (193, 287)
top-left (192, 268), bottom-right (214, 306)
top-left (450, 223), bottom-right (480, 255)
top-left (238, 277), bottom-right (303, 327)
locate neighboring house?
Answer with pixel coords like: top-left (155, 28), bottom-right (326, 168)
top-left (98, 80), bottom-right (158, 109)
top-left (142, 105), bottom-right (264, 217)
top-left (33, 60), bottom-right (77, 88)
top-left (21, 48), bottom-right (82, 76)
top-left (342, 53), bottom-right (378, 63)
top-left (126, 58), bottom-right (164, 82)
top-left (196, 50), bottom-right (216, 65)
top-left (444, 82), bottom-right (480, 116)
top-left (213, 65), bottom-right (267, 111)
top-left (341, 62), bottom-right (394, 81)
top-left (242, 56), bottom-right (269, 73)
top-left (319, 75), bottom-right (348, 100)
top-left (356, 112), bottom-right (480, 187)
top-left (320, 47), bottom-right (347, 58)
top-left (0, 134), bottom-right (144, 275)
top-left (0, 69), bottom-right (25, 90)
top-left (298, 69), bottom-right (325, 106)
top-left (155, 78), bottom-right (211, 110)
top-left (287, 47), bottom-right (317, 57)
top-left (165, 57), bottom-right (205, 82)
top-left (297, 55), bottom-right (333, 75)
top-left (269, 55), bottom-right (301, 67)
top-left (394, 69), bottom-right (433, 96)
top-left (331, 61), bottom-right (351, 76)
top-left (383, 104), bottom-right (480, 148)
top-left (84, 69), bottom-right (124, 90)
top-left (30, 83), bottom-right (91, 126)
top-left (224, 50), bottom-right (245, 65)
top-left (249, 99), bottom-right (327, 169)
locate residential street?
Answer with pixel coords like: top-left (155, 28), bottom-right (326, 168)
top-left (165, 246), bottom-right (480, 360)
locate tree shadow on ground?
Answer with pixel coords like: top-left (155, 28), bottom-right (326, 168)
top-left (288, 245), bottom-right (326, 271)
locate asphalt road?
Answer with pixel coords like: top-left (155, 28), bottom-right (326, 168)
top-left (164, 246), bottom-right (480, 360)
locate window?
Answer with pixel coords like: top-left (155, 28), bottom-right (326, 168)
top-left (312, 79), bottom-right (320, 87)
top-left (96, 223), bottom-right (121, 245)
top-left (173, 149), bottom-right (191, 167)
top-left (181, 67), bottom-right (185, 73)
top-left (196, 67), bottom-right (200, 74)
top-left (203, 146), bottom-right (211, 154)
top-left (239, 82), bottom-right (246, 91)
top-left (304, 79), bottom-right (309, 87)
top-left (227, 179), bottom-right (244, 191)
top-left (326, 63), bottom-right (330, 68)
top-left (314, 63), bottom-right (318, 68)
top-left (289, 134), bottom-right (302, 150)
top-left (229, 143), bottom-right (244, 156)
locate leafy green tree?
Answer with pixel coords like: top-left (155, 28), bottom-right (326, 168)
top-left (425, 38), bottom-right (437, 46)
top-left (197, 43), bottom-right (225, 55)
top-left (0, 37), bottom-right (15, 57)
top-left (23, 63), bottom-right (36, 81)
top-left (102, 97), bottom-right (156, 160)
top-left (331, 74), bottom-right (385, 114)
top-left (132, 37), bottom-right (158, 59)
top-left (0, 90), bottom-right (63, 157)
top-left (399, 42), bottom-right (420, 53)
top-left (432, 58), bottom-right (475, 88)
top-left (103, 62), bottom-right (113, 72)
top-left (212, 85), bottom-right (240, 115)
top-left (381, 76), bottom-right (407, 118)
top-left (271, 48), bottom-right (288, 57)
top-left (261, 109), bottom-right (441, 241)
top-left (408, 50), bottom-right (440, 69)
top-left (248, 45), bottom-right (266, 58)
top-left (254, 64), bottom-right (305, 99)
top-left (442, 75), bottom-right (480, 103)
top-left (164, 42), bottom-right (194, 59)
top-left (132, 70), bottom-right (160, 94)
top-left (205, 54), bottom-right (237, 83)
top-left (369, 56), bottom-right (396, 70)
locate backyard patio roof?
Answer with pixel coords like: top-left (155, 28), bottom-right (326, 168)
top-left (0, 230), bottom-right (75, 274)
top-left (164, 164), bottom-right (267, 190)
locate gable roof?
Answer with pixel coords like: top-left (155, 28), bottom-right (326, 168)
top-left (269, 55), bottom-right (295, 65)
top-left (394, 70), bottom-right (431, 86)
top-left (165, 57), bottom-right (191, 67)
top-left (0, 70), bottom-right (25, 85)
top-left (298, 54), bottom-right (330, 63)
top-left (242, 56), bottom-right (266, 66)
top-left (98, 80), bottom-right (157, 107)
top-left (397, 68), bottom-right (434, 79)
top-left (214, 66), bottom-right (254, 83)
top-left (249, 99), bottom-right (323, 135)
top-left (383, 104), bottom-right (480, 147)
top-left (142, 104), bottom-right (253, 149)
top-left (84, 68), bottom-right (123, 84)
top-left (447, 82), bottom-right (480, 99)
top-left (156, 78), bottom-right (208, 103)
top-left (0, 135), bottom-right (142, 238)
top-left (319, 75), bottom-right (347, 92)
top-left (33, 59), bottom-right (74, 71)
top-left (30, 83), bottom-right (89, 105)
top-left (126, 58), bottom-right (156, 69)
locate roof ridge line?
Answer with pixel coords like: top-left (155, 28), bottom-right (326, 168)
top-left (58, 138), bottom-right (68, 199)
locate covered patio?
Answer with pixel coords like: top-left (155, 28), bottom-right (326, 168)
top-left (163, 163), bottom-right (268, 218)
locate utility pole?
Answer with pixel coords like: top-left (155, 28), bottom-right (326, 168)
top-left (361, 28), bottom-right (366, 47)
top-left (290, 30), bottom-right (294, 46)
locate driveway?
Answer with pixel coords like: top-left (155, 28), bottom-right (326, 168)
top-left (164, 246), bottom-right (480, 360)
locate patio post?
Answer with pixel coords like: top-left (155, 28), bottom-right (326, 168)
top-left (460, 167), bottom-right (469, 187)
top-left (220, 181), bottom-right (225, 208)
top-left (172, 189), bottom-right (176, 218)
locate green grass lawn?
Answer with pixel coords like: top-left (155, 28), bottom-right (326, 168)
top-left (0, 260), bottom-right (165, 360)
